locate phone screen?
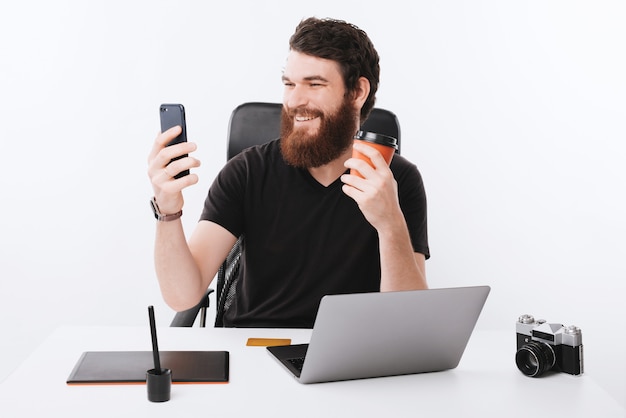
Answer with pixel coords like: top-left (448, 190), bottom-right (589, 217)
top-left (159, 103), bottom-right (189, 178)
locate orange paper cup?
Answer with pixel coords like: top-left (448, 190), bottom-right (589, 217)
top-left (350, 131), bottom-right (398, 178)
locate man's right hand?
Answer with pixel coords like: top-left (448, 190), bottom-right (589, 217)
top-left (147, 125), bottom-right (201, 214)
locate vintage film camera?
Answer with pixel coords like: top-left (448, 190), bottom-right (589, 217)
top-left (515, 314), bottom-right (584, 377)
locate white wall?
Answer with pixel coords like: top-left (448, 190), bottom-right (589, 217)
top-left (1, 0), bottom-right (624, 407)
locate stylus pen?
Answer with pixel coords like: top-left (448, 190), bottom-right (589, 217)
top-left (148, 305), bottom-right (162, 375)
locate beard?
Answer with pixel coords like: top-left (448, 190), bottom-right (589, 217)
top-left (280, 97), bottom-right (358, 168)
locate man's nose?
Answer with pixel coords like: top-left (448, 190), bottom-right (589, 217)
top-left (284, 85), bottom-right (309, 109)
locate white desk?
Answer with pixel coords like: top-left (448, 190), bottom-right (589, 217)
top-left (0, 326), bottom-right (623, 417)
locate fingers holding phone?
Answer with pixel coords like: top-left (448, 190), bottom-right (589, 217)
top-left (158, 126), bottom-right (199, 180)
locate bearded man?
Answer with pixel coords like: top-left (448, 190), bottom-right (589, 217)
top-left (147, 17), bottom-right (429, 327)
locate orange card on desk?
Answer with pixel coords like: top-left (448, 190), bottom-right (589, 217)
top-left (246, 338), bottom-right (291, 347)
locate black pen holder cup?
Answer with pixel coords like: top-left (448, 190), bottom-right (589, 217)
top-left (146, 368), bottom-right (171, 402)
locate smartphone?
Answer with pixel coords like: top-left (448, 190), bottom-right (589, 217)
top-left (159, 103), bottom-right (190, 179)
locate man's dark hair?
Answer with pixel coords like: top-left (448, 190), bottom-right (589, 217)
top-left (289, 17), bottom-right (380, 122)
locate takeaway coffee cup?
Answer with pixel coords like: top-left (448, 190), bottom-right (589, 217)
top-left (350, 131), bottom-right (398, 177)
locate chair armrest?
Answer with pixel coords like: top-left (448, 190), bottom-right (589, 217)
top-left (169, 288), bottom-right (215, 327)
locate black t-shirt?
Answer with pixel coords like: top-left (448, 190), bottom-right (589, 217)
top-left (200, 139), bottom-right (429, 328)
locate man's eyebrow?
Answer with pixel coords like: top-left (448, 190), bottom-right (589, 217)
top-left (281, 74), bottom-right (330, 83)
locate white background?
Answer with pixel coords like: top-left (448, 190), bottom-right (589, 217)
top-left (1, 0), bottom-right (624, 408)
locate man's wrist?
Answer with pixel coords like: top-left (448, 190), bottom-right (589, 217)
top-left (150, 196), bottom-right (182, 222)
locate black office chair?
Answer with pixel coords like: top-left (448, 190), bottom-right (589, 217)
top-left (170, 102), bottom-right (401, 327)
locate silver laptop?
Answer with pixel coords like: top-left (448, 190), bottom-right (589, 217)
top-left (267, 285), bottom-right (490, 384)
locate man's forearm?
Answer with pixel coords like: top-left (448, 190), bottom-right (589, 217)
top-left (378, 219), bottom-right (427, 292)
top-left (154, 219), bottom-right (206, 311)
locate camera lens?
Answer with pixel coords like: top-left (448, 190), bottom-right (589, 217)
top-left (515, 341), bottom-right (555, 377)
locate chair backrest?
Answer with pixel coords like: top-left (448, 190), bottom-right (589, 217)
top-left (227, 102), bottom-right (401, 160)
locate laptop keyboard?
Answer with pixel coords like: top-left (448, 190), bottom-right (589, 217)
top-left (287, 357), bottom-right (305, 372)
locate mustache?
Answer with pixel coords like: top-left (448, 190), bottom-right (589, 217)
top-left (284, 106), bottom-right (324, 119)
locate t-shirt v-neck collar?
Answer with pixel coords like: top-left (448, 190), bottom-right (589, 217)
top-left (300, 167), bottom-right (349, 191)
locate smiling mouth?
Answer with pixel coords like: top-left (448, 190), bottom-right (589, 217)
top-left (295, 115), bottom-right (318, 122)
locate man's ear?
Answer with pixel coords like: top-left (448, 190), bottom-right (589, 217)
top-left (352, 76), bottom-right (370, 110)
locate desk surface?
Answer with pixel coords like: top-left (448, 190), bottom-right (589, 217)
top-left (0, 326), bottom-right (623, 418)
